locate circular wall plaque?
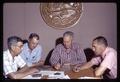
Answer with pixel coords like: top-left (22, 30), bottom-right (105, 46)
top-left (40, 3), bottom-right (83, 29)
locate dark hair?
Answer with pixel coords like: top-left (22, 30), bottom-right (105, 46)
top-left (7, 36), bottom-right (23, 49)
top-left (63, 31), bottom-right (74, 38)
top-left (29, 33), bottom-right (39, 40)
top-left (93, 36), bottom-right (108, 47)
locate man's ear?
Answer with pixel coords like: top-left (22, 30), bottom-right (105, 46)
top-left (11, 45), bottom-right (15, 51)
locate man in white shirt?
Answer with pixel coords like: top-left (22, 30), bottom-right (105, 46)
top-left (3, 36), bottom-right (39, 79)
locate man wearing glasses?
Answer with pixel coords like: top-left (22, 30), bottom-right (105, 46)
top-left (3, 36), bottom-right (39, 79)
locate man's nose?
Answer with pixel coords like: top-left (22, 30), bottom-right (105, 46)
top-left (92, 48), bottom-right (95, 51)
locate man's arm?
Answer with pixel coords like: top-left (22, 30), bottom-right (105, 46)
top-left (17, 65), bottom-right (28, 72)
top-left (95, 65), bottom-right (108, 77)
top-left (73, 61), bottom-right (103, 79)
top-left (73, 60), bottom-right (94, 72)
top-left (7, 65), bottom-right (39, 79)
top-left (83, 66), bottom-right (107, 79)
top-left (31, 60), bottom-right (45, 67)
top-left (31, 45), bottom-right (44, 67)
top-left (76, 44), bottom-right (87, 64)
top-left (49, 46), bottom-right (61, 70)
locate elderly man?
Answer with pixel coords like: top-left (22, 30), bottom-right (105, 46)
top-left (50, 31), bottom-right (87, 70)
top-left (3, 36), bottom-right (39, 79)
top-left (20, 33), bottom-right (44, 67)
top-left (73, 36), bottom-right (117, 79)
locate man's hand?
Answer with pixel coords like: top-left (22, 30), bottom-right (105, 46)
top-left (73, 65), bottom-right (81, 72)
top-left (54, 64), bottom-right (61, 70)
top-left (7, 67), bottom-right (39, 79)
top-left (29, 67), bottom-right (39, 74)
top-left (32, 60), bottom-right (44, 67)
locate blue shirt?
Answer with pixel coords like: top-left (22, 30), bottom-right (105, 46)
top-left (20, 43), bottom-right (42, 66)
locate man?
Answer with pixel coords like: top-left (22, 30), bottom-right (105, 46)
top-left (73, 36), bottom-right (117, 79)
top-left (3, 36), bottom-right (39, 79)
top-left (50, 31), bottom-right (87, 70)
top-left (20, 33), bottom-right (44, 67)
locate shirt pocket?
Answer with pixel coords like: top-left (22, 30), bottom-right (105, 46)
top-left (31, 55), bottom-right (37, 63)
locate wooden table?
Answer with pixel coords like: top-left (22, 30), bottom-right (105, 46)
top-left (65, 68), bottom-right (94, 79)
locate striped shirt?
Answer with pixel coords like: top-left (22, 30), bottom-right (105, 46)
top-left (50, 43), bottom-right (87, 66)
top-left (3, 49), bottom-right (26, 76)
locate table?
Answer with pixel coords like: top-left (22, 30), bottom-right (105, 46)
top-left (23, 65), bottom-right (95, 79)
top-left (65, 68), bottom-right (94, 79)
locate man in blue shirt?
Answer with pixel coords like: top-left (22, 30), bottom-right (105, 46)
top-left (20, 33), bottom-right (44, 67)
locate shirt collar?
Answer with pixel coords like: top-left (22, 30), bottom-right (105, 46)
top-left (102, 47), bottom-right (109, 58)
top-left (7, 49), bottom-right (14, 62)
top-left (24, 43), bottom-right (31, 51)
top-left (63, 43), bottom-right (73, 50)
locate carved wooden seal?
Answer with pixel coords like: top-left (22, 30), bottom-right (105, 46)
top-left (40, 3), bottom-right (82, 29)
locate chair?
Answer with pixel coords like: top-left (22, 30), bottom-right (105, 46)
top-left (84, 48), bottom-right (95, 62)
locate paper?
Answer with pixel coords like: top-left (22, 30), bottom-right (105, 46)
top-left (39, 70), bottom-right (70, 79)
top-left (79, 76), bottom-right (95, 79)
top-left (48, 74), bottom-right (70, 79)
top-left (39, 70), bottom-right (64, 76)
top-left (22, 70), bottom-right (70, 79)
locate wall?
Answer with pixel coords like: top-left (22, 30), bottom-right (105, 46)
top-left (3, 3), bottom-right (117, 59)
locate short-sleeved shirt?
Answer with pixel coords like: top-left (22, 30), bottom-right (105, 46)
top-left (50, 43), bottom-right (87, 66)
top-left (20, 43), bottom-right (42, 66)
top-left (3, 49), bottom-right (26, 76)
top-left (91, 47), bottom-right (117, 79)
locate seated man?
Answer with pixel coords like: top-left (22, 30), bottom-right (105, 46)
top-left (73, 36), bottom-right (117, 79)
top-left (50, 31), bottom-right (87, 70)
top-left (20, 33), bottom-right (44, 67)
top-left (3, 36), bottom-right (39, 79)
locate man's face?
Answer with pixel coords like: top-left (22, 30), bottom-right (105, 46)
top-left (92, 41), bottom-right (103, 55)
top-left (29, 37), bottom-right (39, 50)
top-left (63, 36), bottom-right (72, 49)
top-left (13, 42), bottom-right (23, 56)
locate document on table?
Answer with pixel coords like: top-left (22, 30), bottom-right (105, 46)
top-left (22, 70), bottom-right (70, 79)
top-left (48, 74), bottom-right (70, 79)
top-left (79, 76), bottom-right (95, 79)
top-left (39, 70), bottom-right (70, 79)
top-left (39, 70), bottom-right (64, 76)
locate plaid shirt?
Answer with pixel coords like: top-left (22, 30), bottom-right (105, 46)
top-left (50, 43), bottom-right (87, 66)
top-left (3, 49), bottom-right (26, 76)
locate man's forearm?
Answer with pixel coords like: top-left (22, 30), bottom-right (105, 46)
top-left (79, 61), bottom-right (93, 70)
top-left (9, 70), bottom-right (32, 79)
top-left (8, 67), bottom-right (38, 79)
top-left (17, 65), bottom-right (28, 72)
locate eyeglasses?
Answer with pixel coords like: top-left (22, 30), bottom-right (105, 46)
top-left (15, 45), bottom-right (23, 49)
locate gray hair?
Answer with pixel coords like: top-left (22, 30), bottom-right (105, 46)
top-left (63, 31), bottom-right (74, 38)
top-left (7, 36), bottom-right (23, 49)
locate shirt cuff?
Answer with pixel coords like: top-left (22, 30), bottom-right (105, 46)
top-left (27, 62), bottom-right (32, 67)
